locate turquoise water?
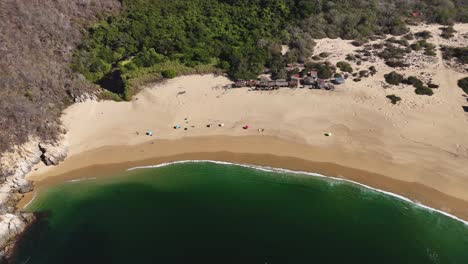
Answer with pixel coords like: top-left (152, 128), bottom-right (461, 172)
top-left (12, 162), bottom-right (468, 263)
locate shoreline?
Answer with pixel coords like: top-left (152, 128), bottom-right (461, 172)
top-left (128, 159), bottom-right (468, 225)
top-left (21, 135), bottom-right (468, 221)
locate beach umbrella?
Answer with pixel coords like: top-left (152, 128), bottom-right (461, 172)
top-left (243, 125), bottom-right (250, 129)
top-left (146, 131), bottom-right (153, 136)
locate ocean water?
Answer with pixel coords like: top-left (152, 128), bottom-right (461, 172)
top-left (12, 162), bottom-right (468, 263)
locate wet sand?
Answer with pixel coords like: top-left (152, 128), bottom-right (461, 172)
top-left (21, 135), bottom-right (468, 220)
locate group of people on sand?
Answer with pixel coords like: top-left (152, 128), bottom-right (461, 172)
top-left (136, 117), bottom-right (266, 137)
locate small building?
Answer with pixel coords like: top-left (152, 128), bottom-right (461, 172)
top-left (310, 71), bottom-right (318, 78)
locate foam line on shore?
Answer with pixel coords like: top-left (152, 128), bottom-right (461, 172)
top-left (23, 192), bottom-right (37, 209)
top-left (127, 160), bottom-right (468, 226)
top-left (67, 177), bottom-right (97, 183)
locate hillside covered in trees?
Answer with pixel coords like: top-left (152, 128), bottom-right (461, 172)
top-left (73, 0), bottom-right (468, 100)
top-left (2, 0), bottom-right (468, 157)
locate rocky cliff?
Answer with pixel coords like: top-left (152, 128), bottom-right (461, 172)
top-left (0, 137), bottom-right (67, 259)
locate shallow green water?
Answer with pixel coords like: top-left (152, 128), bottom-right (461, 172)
top-left (12, 162), bottom-right (468, 263)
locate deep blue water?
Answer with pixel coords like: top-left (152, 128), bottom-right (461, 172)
top-left (12, 162), bottom-right (468, 263)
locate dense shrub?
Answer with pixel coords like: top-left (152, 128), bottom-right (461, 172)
top-left (378, 45), bottom-right (409, 66)
top-left (415, 86), bottom-right (434, 96)
top-left (346, 54), bottom-right (356, 61)
top-left (402, 33), bottom-right (414, 40)
top-left (440, 26), bottom-right (456, 39)
top-left (386, 94), bottom-right (402, 104)
top-left (372, 43), bottom-right (384, 49)
top-left (415, 30), bottom-right (432, 39)
top-left (458, 77), bottom-right (468, 94)
top-left (411, 40), bottom-right (436, 54)
top-left (384, 71), bottom-right (404, 85)
top-left (162, 69), bottom-right (177, 79)
top-left (404, 76), bottom-right (424, 88)
top-left (441, 46), bottom-right (468, 64)
top-left (385, 60), bottom-right (410, 68)
top-left (359, 70), bottom-right (369, 77)
top-left (336, 61), bottom-right (353, 73)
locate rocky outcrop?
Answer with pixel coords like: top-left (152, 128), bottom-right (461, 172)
top-left (39, 142), bottom-right (68, 166)
top-left (0, 213), bottom-right (35, 261)
top-left (70, 90), bottom-right (99, 103)
top-left (0, 136), bottom-right (67, 259)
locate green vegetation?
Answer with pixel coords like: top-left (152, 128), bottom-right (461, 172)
top-left (384, 71), bottom-right (404, 85)
top-left (414, 30), bottom-right (432, 39)
top-left (359, 70), bottom-right (369, 77)
top-left (441, 46), bottom-right (468, 64)
top-left (458, 77), bottom-right (468, 94)
top-left (378, 45), bottom-right (411, 68)
top-left (162, 69), bottom-right (177, 79)
top-left (400, 75), bottom-right (435, 96)
top-left (72, 0), bottom-right (468, 100)
top-left (440, 26), bottom-right (456, 39)
top-left (386, 94), bottom-right (402, 104)
top-left (410, 40), bottom-right (436, 56)
top-left (336, 61), bottom-right (353, 73)
top-left (304, 62), bottom-right (335, 79)
top-left (402, 33), bottom-right (414, 40)
top-left (415, 86), bottom-right (434, 96)
top-left (404, 76), bottom-right (424, 88)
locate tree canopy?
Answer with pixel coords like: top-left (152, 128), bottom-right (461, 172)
top-left (73, 0), bottom-right (468, 100)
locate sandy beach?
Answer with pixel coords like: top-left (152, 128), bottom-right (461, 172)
top-left (24, 24), bottom-right (468, 220)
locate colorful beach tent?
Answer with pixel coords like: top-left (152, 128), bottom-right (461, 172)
top-left (243, 125), bottom-right (250, 129)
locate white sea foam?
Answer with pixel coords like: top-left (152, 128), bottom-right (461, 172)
top-left (127, 160), bottom-right (468, 226)
top-left (67, 177), bottom-right (97, 183)
top-left (23, 192), bottom-right (37, 209)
